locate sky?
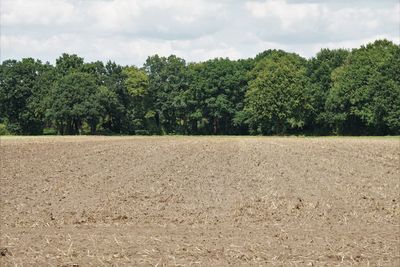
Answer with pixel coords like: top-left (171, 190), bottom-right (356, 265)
top-left (1, 0), bottom-right (399, 66)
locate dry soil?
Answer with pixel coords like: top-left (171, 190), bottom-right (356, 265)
top-left (0, 136), bottom-right (399, 266)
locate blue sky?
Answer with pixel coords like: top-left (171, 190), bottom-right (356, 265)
top-left (1, 0), bottom-right (399, 66)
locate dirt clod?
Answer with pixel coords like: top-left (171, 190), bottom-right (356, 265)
top-left (0, 248), bottom-right (11, 257)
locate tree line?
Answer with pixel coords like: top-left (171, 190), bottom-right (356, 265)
top-left (0, 39), bottom-right (399, 136)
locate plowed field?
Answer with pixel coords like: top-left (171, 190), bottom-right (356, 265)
top-left (1, 137), bottom-right (399, 266)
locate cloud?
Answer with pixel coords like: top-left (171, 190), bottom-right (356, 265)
top-left (245, 0), bottom-right (400, 43)
top-left (1, 0), bottom-right (77, 26)
top-left (1, 0), bottom-right (399, 65)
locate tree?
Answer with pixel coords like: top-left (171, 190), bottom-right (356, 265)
top-left (326, 39), bottom-right (400, 135)
top-left (123, 66), bottom-right (156, 133)
top-left (187, 58), bottom-right (250, 134)
top-left (306, 48), bottom-right (349, 134)
top-left (95, 85), bottom-right (121, 134)
top-left (55, 53), bottom-right (84, 76)
top-left (1, 39), bottom-right (398, 136)
top-left (46, 72), bottom-right (100, 135)
top-left (0, 58), bottom-right (48, 134)
top-left (243, 51), bottom-right (311, 135)
top-left (144, 55), bottom-right (189, 134)
top-left (100, 61), bottom-right (130, 133)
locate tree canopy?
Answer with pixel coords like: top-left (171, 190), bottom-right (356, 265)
top-left (243, 52), bottom-right (311, 135)
top-left (1, 39), bottom-right (399, 136)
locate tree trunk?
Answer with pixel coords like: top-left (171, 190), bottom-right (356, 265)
top-left (58, 121), bottom-right (64, 135)
top-left (74, 119), bottom-right (80, 135)
top-left (67, 120), bottom-right (73, 135)
top-left (90, 123), bottom-right (96, 135)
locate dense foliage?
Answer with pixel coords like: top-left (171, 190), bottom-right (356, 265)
top-left (1, 40), bottom-right (399, 135)
top-left (243, 52), bottom-right (311, 135)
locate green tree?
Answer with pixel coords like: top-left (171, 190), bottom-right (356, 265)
top-left (55, 53), bottom-right (84, 76)
top-left (123, 66), bottom-right (156, 133)
top-left (1, 40), bottom-right (398, 136)
top-left (99, 61), bottom-right (130, 133)
top-left (187, 58), bottom-right (250, 134)
top-left (243, 52), bottom-right (311, 135)
top-left (306, 48), bottom-right (349, 134)
top-left (95, 85), bottom-right (121, 134)
top-left (46, 72), bottom-right (101, 135)
top-left (326, 39), bottom-right (400, 135)
top-left (144, 55), bottom-right (189, 134)
top-left (0, 58), bottom-right (49, 134)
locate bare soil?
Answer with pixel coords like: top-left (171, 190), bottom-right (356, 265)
top-left (0, 136), bottom-right (399, 266)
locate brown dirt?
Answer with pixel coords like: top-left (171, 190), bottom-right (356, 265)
top-left (0, 136), bottom-right (399, 266)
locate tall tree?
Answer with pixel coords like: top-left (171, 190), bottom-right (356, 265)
top-left (46, 72), bottom-right (101, 135)
top-left (144, 55), bottom-right (189, 134)
top-left (55, 53), bottom-right (84, 76)
top-left (123, 66), bottom-right (156, 133)
top-left (1, 39), bottom-right (398, 136)
top-left (326, 40), bottom-right (400, 135)
top-left (0, 58), bottom-right (48, 134)
top-left (243, 51), bottom-right (311, 135)
top-left (306, 48), bottom-right (349, 134)
top-left (100, 61), bottom-right (130, 133)
top-left (187, 58), bottom-right (250, 134)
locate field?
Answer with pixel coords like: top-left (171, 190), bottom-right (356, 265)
top-left (0, 136), bottom-right (399, 266)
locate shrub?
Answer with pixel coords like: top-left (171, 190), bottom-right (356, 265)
top-left (0, 123), bottom-right (11, 135)
top-left (135, 129), bottom-right (150, 135)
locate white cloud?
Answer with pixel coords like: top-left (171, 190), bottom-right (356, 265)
top-left (1, 0), bottom-right (77, 25)
top-left (1, 0), bottom-right (399, 65)
top-left (245, 0), bottom-right (400, 43)
top-left (245, 0), bottom-right (322, 28)
top-left (88, 0), bottom-right (226, 39)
